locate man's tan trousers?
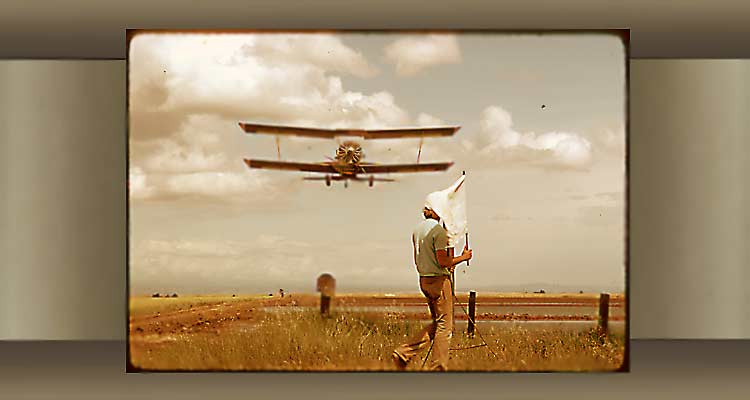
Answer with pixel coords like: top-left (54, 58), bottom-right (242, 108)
top-left (393, 275), bottom-right (454, 371)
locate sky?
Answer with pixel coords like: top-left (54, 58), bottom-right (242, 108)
top-left (128, 32), bottom-right (626, 296)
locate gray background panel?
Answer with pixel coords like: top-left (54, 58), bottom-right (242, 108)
top-left (0, 61), bottom-right (126, 340)
top-left (629, 60), bottom-right (748, 338)
top-left (2, 1), bottom-right (750, 58)
top-left (1, 0), bottom-right (749, 398)
top-left (0, 340), bottom-right (747, 399)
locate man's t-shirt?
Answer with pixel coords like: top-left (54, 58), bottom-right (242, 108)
top-left (413, 218), bottom-right (450, 277)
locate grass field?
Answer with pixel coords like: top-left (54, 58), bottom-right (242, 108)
top-left (129, 295), bottom-right (266, 316)
top-left (128, 293), bottom-right (626, 372)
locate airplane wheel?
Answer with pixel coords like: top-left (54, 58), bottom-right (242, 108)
top-left (344, 180), bottom-right (348, 188)
top-left (325, 175), bottom-right (331, 187)
top-left (369, 176), bottom-right (374, 187)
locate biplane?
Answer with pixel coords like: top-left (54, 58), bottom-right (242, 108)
top-left (239, 122), bottom-right (459, 187)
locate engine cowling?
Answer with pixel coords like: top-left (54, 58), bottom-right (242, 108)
top-left (335, 141), bottom-right (363, 164)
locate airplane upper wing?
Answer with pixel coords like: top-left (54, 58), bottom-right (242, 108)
top-left (243, 159), bottom-right (336, 173)
top-left (359, 127), bottom-right (460, 139)
top-left (357, 162), bottom-right (454, 174)
top-left (239, 122), bottom-right (460, 139)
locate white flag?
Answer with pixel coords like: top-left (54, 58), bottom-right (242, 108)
top-left (424, 173), bottom-right (468, 249)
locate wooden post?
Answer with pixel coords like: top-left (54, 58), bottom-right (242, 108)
top-left (598, 292), bottom-right (610, 335)
top-left (320, 294), bottom-right (331, 316)
top-left (448, 246), bottom-right (456, 333)
top-left (316, 273), bottom-right (336, 316)
top-left (467, 290), bottom-right (477, 337)
top-left (451, 268), bottom-right (456, 333)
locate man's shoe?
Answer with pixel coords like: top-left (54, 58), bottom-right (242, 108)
top-left (391, 351), bottom-right (408, 370)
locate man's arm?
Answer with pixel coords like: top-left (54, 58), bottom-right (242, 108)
top-left (436, 245), bottom-right (472, 272)
top-left (412, 234), bottom-right (418, 268)
top-left (433, 227), bottom-right (472, 272)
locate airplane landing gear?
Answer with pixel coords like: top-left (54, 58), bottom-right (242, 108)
top-left (369, 175), bottom-right (374, 187)
top-left (325, 175), bottom-right (331, 187)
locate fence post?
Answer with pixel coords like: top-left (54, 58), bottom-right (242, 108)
top-left (598, 292), bottom-right (610, 335)
top-left (320, 294), bottom-right (331, 316)
top-left (467, 290), bottom-right (477, 337)
top-left (317, 273), bottom-right (336, 316)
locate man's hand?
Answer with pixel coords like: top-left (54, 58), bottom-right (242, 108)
top-left (461, 244), bottom-right (473, 262)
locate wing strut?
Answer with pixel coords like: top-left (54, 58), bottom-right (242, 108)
top-left (417, 137), bottom-right (424, 163)
top-left (275, 136), bottom-right (281, 160)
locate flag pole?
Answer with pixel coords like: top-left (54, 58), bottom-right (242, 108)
top-left (462, 170), bottom-right (469, 267)
top-left (465, 232), bottom-right (470, 267)
top-left (453, 171), bottom-right (467, 333)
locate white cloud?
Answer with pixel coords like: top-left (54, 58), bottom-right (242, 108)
top-left (283, 88), bottom-right (411, 129)
top-left (474, 106), bottom-right (593, 169)
top-left (129, 111), bottom-right (291, 203)
top-left (415, 112), bottom-right (445, 126)
top-left (384, 34), bottom-right (462, 76)
top-left (165, 170), bottom-right (271, 199)
top-left (141, 114), bottom-right (232, 174)
top-left (250, 34), bottom-right (378, 78)
top-left (130, 160), bottom-right (290, 204)
top-left (145, 140), bottom-right (225, 174)
top-left (129, 33), bottom-right (403, 143)
top-left (129, 166), bottom-right (155, 199)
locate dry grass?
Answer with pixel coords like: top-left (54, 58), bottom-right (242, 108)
top-left (130, 307), bottom-right (625, 372)
top-left (129, 295), bottom-right (265, 317)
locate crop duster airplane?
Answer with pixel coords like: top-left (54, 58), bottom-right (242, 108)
top-left (239, 122), bottom-right (458, 187)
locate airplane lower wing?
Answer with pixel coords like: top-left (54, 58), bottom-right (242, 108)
top-left (243, 159), bottom-right (336, 173)
top-left (357, 162), bottom-right (454, 174)
top-left (239, 122), bottom-right (460, 139)
top-left (244, 159), bottom-right (453, 175)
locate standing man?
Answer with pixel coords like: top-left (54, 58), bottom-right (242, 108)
top-left (392, 204), bottom-right (473, 371)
